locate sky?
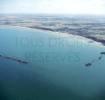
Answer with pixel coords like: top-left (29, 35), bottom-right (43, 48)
top-left (0, 0), bottom-right (105, 15)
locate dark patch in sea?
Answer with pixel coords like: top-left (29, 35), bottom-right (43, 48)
top-left (0, 54), bottom-right (28, 64)
top-left (85, 51), bottom-right (105, 67)
top-left (85, 63), bottom-right (92, 67)
top-left (100, 52), bottom-right (105, 55)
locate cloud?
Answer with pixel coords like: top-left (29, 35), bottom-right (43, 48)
top-left (36, 0), bottom-right (105, 14)
top-left (0, 0), bottom-right (105, 15)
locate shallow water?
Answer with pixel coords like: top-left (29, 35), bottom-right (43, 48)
top-left (0, 26), bottom-right (105, 100)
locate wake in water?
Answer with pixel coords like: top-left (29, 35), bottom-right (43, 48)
top-left (0, 54), bottom-right (28, 64)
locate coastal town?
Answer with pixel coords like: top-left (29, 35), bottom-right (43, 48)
top-left (0, 14), bottom-right (105, 45)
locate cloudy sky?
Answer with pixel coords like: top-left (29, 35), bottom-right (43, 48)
top-left (0, 0), bottom-right (105, 15)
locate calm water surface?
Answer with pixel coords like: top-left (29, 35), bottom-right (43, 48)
top-left (0, 26), bottom-right (105, 100)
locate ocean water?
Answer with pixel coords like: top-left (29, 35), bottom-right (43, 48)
top-left (0, 26), bottom-right (105, 100)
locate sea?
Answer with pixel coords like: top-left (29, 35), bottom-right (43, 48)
top-left (0, 26), bottom-right (105, 100)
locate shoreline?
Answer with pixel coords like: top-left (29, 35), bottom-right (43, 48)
top-left (29, 26), bottom-right (105, 46)
top-left (0, 25), bottom-right (105, 46)
top-left (86, 36), bottom-right (105, 46)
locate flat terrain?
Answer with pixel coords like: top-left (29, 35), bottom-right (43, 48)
top-left (0, 14), bottom-right (105, 45)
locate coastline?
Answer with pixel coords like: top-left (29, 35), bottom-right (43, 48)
top-left (0, 25), bottom-right (105, 46)
top-left (29, 26), bottom-right (105, 46)
top-left (86, 36), bottom-right (105, 46)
